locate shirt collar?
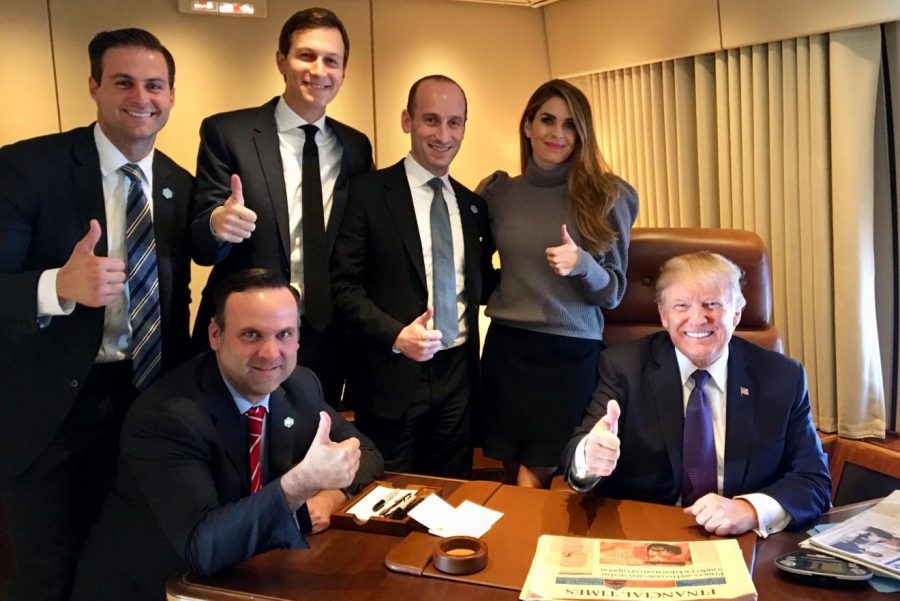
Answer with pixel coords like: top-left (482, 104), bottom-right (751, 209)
top-left (221, 375), bottom-right (272, 415)
top-left (404, 153), bottom-right (450, 192)
top-left (674, 343), bottom-right (729, 391)
top-left (275, 96), bottom-right (328, 134)
top-left (93, 123), bottom-right (154, 183)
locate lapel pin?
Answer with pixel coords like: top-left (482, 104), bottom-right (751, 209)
top-left (740, 386), bottom-right (750, 396)
top-left (162, 187), bottom-right (173, 199)
top-left (283, 416), bottom-right (295, 428)
top-left (470, 205), bottom-right (479, 214)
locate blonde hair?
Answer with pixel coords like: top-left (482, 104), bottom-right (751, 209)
top-left (655, 252), bottom-right (746, 310)
top-left (519, 79), bottom-right (620, 254)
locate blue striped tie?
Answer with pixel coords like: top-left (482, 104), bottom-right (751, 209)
top-left (121, 164), bottom-right (162, 391)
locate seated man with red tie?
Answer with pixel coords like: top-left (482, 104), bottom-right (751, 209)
top-left (563, 251), bottom-right (831, 536)
top-left (71, 268), bottom-right (383, 601)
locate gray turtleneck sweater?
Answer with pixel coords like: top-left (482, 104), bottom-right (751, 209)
top-left (478, 160), bottom-right (639, 340)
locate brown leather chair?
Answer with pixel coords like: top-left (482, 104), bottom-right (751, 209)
top-left (603, 227), bottom-right (782, 352)
top-left (828, 438), bottom-right (900, 506)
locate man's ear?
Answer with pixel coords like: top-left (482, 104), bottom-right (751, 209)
top-left (208, 319), bottom-right (222, 351)
top-left (401, 109), bottom-right (412, 134)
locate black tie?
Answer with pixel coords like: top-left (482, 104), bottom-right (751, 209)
top-left (299, 124), bottom-right (332, 331)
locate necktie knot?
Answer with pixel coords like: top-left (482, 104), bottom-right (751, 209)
top-left (120, 163), bottom-right (144, 184)
top-left (246, 405), bottom-right (267, 421)
top-left (427, 177), bottom-right (443, 193)
top-left (690, 369), bottom-right (710, 390)
top-left (300, 124), bottom-right (319, 154)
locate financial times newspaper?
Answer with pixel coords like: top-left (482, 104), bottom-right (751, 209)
top-left (520, 535), bottom-right (756, 600)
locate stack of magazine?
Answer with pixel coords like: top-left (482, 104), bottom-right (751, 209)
top-left (800, 489), bottom-right (900, 580)
top-left (520, 535), bottom-right (756, 600)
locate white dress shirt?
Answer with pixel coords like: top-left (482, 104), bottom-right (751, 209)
top-left (403, 154), bottom-right (467, 348)
top-left (37, 123), bottom-right (155, 363)
top-left (274, 97), bottom-right (342, 315)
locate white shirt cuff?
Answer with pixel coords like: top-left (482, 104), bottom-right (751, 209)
top-left (736, 492), bottom-right (790, 538)
top-left (38, 269), bottom-right (76, 317)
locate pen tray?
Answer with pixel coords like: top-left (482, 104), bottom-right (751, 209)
top-left (332, 480), bottom-right (441, 536)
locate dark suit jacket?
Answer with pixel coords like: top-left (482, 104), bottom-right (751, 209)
top-left (190, 97), bottom-right (373, 340)
top-left (331, 160), bottom-right (494, 418)
top-left (72, 352), bottom-right (384, 601)
top-left (563, 332), bottom-right (831, 527)
top-left (0, 125), bottom-right (194, 479)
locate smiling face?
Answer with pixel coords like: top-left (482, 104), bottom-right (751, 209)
top-left (524, 95), bottom-right (577, 169)
top-left (277, 26), bottom-right (345, 122)
top-left (658, 275), bottom-right (742, 368)
top-left (89, 45), bottom-right (173, 161)
top-left (209, 287), bottom-right (299, 403)
top-left (402, 79), bottom-right (466, 176)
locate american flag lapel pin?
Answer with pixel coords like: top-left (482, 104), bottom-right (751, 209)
top-left (740, 386), bottom-right (750, 397)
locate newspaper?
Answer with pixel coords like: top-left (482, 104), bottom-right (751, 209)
top-left (802, 490), bottom-right (900, 579)
top-left (520, 535), bottom-right (756, 601)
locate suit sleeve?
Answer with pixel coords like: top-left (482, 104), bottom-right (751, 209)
top-left (0, 148), bottom-right (44, 335)
top-left (122, 398), bottom-right (306, 578)
top-left (755, 368), bottom-right (832, 526)
top-left (190, 117), bottom-right (233, 266)
top-left (331, 175), bottom-right (408, 350)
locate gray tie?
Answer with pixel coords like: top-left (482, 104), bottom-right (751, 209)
top-left (427, 177), bottom-right (458, 347)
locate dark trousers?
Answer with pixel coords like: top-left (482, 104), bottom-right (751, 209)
top-left (354, 345), bottom-right (472, 479)
top-left (298, 318), bottom-right (347, 410)
top-left (1, 362), bottom-right (136, 601)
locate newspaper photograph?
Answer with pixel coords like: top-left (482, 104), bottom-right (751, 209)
top-left (521, 535), bottom-right (756, 601)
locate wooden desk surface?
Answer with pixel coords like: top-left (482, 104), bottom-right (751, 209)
top-left (167, 478), bottom-right (882, 601)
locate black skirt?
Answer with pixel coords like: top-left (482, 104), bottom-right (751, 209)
top-left (479, 322), bottom-right (603, 467)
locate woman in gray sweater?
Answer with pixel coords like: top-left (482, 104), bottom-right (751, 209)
top-left (478, 80), bottom-right (638, 488)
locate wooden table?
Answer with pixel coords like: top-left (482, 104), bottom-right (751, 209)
top-left (167, 477), bottom-right (883, 600)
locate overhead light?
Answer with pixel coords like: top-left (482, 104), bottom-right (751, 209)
top-left (178, 0), bottom-right (267, 17)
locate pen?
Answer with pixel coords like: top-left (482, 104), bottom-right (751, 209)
top-left (388, 494), bottom-right (427, 520)
top-left (378, 492), bottom-right (412, 517)
top-left (371, 489), bottom-right (401, 513)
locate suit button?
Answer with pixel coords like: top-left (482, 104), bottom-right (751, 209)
top-left (70, 379), bottom-right (79, 388)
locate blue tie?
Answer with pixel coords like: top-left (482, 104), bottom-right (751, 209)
top-left (121, 164), bottom-right (162, 391)
top-left (682, 370), bottom-right (717, 506)
top-left (427, 177), bottom-right (457, 347)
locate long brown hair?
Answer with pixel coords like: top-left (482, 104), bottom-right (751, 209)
top-left (519, 79), bottom-right (620, 254)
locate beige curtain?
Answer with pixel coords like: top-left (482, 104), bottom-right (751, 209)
top-left (569, 26), bottom-right (886, 437)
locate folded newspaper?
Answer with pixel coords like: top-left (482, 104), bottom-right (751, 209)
top-left (520, 535), bottom-right (756, 600)
top-left (800, 489), bottom-right (900, 579)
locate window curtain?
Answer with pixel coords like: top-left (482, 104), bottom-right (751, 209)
top-left (568, 26), bottom-right (886, 437)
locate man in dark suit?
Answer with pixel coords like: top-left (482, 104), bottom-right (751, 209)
top-left (190, 7), bottom-right (373, 406)
top-left (0, 29), bottom-right (195, 601)
top-left (564, 251), bottom-right (831, 536)
top-left (332, 75), bottom-right (493, 478)
top-left (71, 268), bottom-right (383, 601)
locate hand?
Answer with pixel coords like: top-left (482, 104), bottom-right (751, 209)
top-left (305, 490), bottom-right (347, 534)
top-left (583, 400), bottom-right (621, 477)
top-left (209, 174), bottom-right (257, 243)
top-left (684, 494), bottom-right (759, 535)
top-left (56, 219), bottom-right (126, 307)
top-left (393, 308), bottom-right (443, 362)
top-left (281, 412), bottom-right (360, 510)
top-left (545, 224), bottom-right (580, 276)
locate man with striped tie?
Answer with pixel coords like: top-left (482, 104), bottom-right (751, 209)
top-left (71, 269), bottom-right (382, 601)
top-left (0, 29), bottom-right (195, 601)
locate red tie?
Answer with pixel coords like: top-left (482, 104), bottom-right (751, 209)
top-left (246, 405), bottom-right (267, 494)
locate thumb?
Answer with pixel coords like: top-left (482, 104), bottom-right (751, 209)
top-left (600, 400), bottom-right (621, 436)
top-left (229, 174), bottom-right (244, 205)
top-left (76, 219), bottom-right (101, 256)
top-left (312, 411), bottom-right (332, 445)
top-left (415, 307), bottom-right (433, 326)
top-left (561, 224), bottom-right (574, 245)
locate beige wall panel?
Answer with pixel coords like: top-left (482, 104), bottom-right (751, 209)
top-left (372, 0), bottom-right (550, 188)
top-left (720, 0), bottom-right (900, 49)
top-left (0, 0), bottom-right (58, 145)
top-left (544, 0), bottom-right (720, 77)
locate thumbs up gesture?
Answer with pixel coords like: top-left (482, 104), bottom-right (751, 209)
top-left (545, 224), bottom-right (580, 276)
top-left (56, 219), bottom-right (126, 307)
top-left (209, 174), bottom-right (257, 243)
top-left (583, 400), bottom-right (621, 477)
top-left (393, 307), bottom-right (444, 362)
